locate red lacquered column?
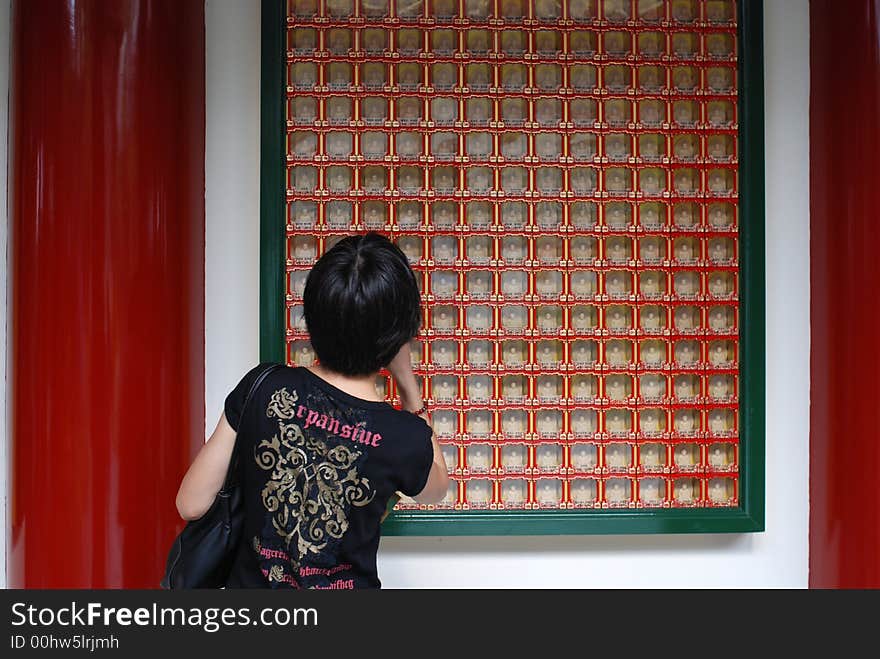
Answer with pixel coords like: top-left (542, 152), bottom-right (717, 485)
top-left (810, 1), bottom-right (880, 588)
top-left (8, 0), bottom-right (205, 588)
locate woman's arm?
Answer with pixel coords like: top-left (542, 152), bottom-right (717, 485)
top-left (387, 344), bottom-right (450, 504)
top-left (410, 430), bottom-right (449, 505)
top-left (175, 411), bottom-right (237, 521)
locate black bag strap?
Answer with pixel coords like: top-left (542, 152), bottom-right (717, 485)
top-left (222, 363), bottom-right (284, 490)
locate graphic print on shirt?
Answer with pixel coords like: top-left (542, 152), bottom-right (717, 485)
top-left (253, 385), bottom-right (376, 586)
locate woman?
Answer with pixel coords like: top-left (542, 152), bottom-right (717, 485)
top-left (175, 232), bottom-right (448, 589)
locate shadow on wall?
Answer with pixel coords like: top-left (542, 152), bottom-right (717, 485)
top-left (380, 533), bottom-right (751, 556)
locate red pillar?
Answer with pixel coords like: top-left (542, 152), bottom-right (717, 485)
top-left (8, 0), bottom-right (205, 587)
top-left (809, 1), bottom-right (880, 588)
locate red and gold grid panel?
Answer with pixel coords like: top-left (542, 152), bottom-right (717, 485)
top-left (284, 0), bottom-right (740, 511)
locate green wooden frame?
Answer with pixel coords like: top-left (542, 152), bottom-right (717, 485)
top-left (260, 0), bottom-right (765, 535)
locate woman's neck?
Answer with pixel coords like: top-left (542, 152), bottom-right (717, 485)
top-left (307, 363), bottom-right (383, 402)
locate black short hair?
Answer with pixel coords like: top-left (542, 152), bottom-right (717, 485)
top-left (303, 232), bottom-right (422, 376)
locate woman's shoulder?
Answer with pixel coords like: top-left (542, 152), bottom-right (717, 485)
top-left (254, 365), bottom-right (430, 438)
top-left (235, 361), bottom-right (293, 386)
top-left (371, 405), bottom-right (432, 441)
top-left (233, 362), bottom-right (303, 405)
top-left (225, 362), bottom-right (293, 431)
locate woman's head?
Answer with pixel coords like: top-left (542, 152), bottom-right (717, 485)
top-left (303, 232), bottom-right (422, 376)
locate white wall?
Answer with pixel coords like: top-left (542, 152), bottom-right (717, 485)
top-left (0, 0), bottom-right (809, 588)
top-left (1, 0), bottom-right (11, 590)
top-left (205, 0), bottom-right (262, 434)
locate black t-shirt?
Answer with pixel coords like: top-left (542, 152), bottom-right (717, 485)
top-left (223, 363), bottom-right (433, 590)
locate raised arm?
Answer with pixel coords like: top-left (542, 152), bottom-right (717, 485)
top-left (387, 343), bottom-right (449, 504)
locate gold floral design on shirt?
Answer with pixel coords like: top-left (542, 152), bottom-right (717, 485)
top-left (254, 387), bottom-right (375, 569)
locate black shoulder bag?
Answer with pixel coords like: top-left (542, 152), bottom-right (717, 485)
top-left (161, 363), bottom-right (284, 589)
